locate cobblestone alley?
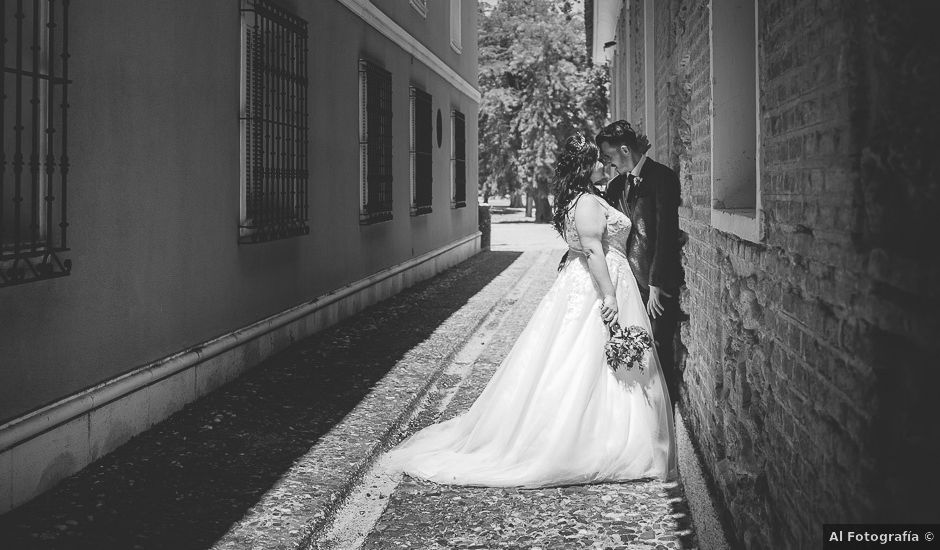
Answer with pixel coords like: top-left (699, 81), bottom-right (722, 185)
top-left (0, 204), bottom-right (700, 550)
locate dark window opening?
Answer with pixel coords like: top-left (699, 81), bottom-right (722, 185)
top-left (451, 109), bottom-right (466, 209)
top-left (411, 87), bottom-right (432, 216)
top-left (359, 59), bottom-right (393, 225)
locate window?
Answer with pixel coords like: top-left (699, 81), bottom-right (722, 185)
top-left (410, 86), bottom-right (432, 216)
top-left (709, 0), bottom-right (761, 241)
top-left (450, 109), bottom-right (466, 209)
top-left (239, 0), bottom-right (309, 244)
top-left (359, 59), bottom-right (393, 224)
top-left (449, 0), bottom-right (462, 54)
top-left (1, 0), bottom-right (72, 287)
top-left (410, 0), bottom-right (428, 18)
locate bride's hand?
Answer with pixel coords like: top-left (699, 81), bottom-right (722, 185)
top-left (600, 295), bottom-right (618, 325)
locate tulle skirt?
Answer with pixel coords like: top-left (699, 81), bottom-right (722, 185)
top-left (384, 251), bottom-right (677, 487)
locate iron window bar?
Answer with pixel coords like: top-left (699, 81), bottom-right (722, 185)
top-left (358, 59), bottom-right (393, 225)
top-left (239, 0), bottom-right (309, 244)
top-left (451, 109), bottom-right (466, 209)
top-left (1, 0), bottom-right (72, 288)
top-left (410, 86), bottom-right (432, 216)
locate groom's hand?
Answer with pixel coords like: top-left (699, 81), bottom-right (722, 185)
top-left (647, 286), bottom-right (669, 319)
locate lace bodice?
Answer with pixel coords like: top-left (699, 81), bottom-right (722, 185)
top-left (564, 194), bottom-right (632, 258)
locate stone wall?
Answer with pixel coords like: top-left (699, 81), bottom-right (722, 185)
top-left (628, 0), bottom-right (646, 127)
top-left (617, 0), bottom-right (939, 547)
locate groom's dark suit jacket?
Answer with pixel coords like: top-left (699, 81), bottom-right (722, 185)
top-left (603, 158), bottom-right (683, 297)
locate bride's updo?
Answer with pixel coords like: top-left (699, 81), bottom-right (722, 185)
top-left (552, 132), bottom-right (602, 236)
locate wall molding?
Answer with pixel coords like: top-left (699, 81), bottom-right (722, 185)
top-left (0, 232), bottom-right (481, 513)
top-left (334, 0), bottom-right (481, 104)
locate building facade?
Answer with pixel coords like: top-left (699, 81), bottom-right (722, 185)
top-left (590, 0), bottom-right (937, 548)
top-left (0, 0), bottom-right (480, 513)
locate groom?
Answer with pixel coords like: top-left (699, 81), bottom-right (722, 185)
top-left (596, 120), bottom-right (683, 406)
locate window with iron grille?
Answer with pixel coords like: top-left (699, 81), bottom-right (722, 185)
top-left (1, 0), bottom-right (72, 288)
top-left (359, 59), bottom-right (393, 224)
top-left (239, 0), bottom-right (309, 244)
top-left (410, 86), bottom-right (432, 216)
top-left (450, 109), bottom-right (466, 209)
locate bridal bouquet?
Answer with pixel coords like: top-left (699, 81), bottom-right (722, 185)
top-left (604, 322), bottom-right (654, 373)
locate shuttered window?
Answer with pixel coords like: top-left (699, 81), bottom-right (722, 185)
top-left (451, 109), bottom-right (466, 208)
top-left (359, 60), bottom-right (393, 224)
top-left (410, 86), bottom-right (432, 215)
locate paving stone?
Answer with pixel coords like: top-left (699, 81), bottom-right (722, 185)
top-left (0, 249), bottom-right (541, 550)
top-left (363, 479), bottom-right (693, 549)
top-left (363, 237), bottom-right (697, 549)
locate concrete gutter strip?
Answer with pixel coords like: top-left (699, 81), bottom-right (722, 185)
top-left (211, 250), bottom-right (549, 550)
top-left (675, 407), bottom-right (733, 550)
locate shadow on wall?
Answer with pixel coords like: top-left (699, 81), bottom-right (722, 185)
top-left (0, 251), bottom-right (523, 549)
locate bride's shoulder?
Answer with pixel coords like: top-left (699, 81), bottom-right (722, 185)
top-left (571, 193), bottom-right (609, 224)
top-left (573, 193), bottom-right (609, 213)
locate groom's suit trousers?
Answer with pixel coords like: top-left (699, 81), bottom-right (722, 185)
top-left (638, 286), bottom-right (680, 408)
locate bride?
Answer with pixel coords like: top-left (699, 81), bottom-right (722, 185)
top-left (384, 133), bottom-right (677, 487)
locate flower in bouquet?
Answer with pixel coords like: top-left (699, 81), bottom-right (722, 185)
top-left (604, 321), bottom-right (654, 373)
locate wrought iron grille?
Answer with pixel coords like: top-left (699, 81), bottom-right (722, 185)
top-left (452, 109), bottom-right (466, 208)
top-left (239, 0), bottom-right (309, 244)
top-left (359, 59), bottom-right (392, 224)
top-left (410, 86), bottom-right (432, 216)
top-left (1, 0), bottom-right (72, 288)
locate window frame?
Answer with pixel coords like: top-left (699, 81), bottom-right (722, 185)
top-left (0, 0), bottom-right (72, 288)
top-left (708, 0), bottom-right (762, 242)
top-left (359, 58), bottom-right (394, 225)
top-left (409, 85), bottom-right (433, 216)
top-left (450, 108), bottom-right (466, 209)
top-left (238, 0), bottom-right (310, 244)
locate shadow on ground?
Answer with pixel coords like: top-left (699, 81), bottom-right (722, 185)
top-left (0, 251), bottom-right (522, 550)
top-left (666, 482), bottom-right (697, 549)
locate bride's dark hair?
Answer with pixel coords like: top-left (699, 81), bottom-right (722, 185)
top-left (552, 133), bottom-right (601, 236)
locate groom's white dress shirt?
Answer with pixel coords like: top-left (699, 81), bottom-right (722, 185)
top-left (630, 154), bottom-right (648, 182)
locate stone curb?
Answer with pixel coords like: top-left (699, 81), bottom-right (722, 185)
top-left (211, 250), bottom-right (552, 550)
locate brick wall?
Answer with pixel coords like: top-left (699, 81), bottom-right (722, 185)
top-left (628, 0), bottom-right (645, 128)
top-left (615, 0), bottom-right (940, 548)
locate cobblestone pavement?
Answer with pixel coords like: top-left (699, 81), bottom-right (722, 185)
top-left (0, 246), bottom-right (533, 550)
top-left (365, 480), bottom-right (690, 550)
top-left (0, 215), bottom-right (698, 549)
top-left (324, 219), bottom-right (698, 549)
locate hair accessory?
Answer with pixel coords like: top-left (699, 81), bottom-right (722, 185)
top-left (567, 132), bottom-right (587, 153)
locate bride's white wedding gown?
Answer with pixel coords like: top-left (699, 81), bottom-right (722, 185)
top-left (385, 193), bottom-right (677, 487)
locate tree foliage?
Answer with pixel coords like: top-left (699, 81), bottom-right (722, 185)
top-left (478, 0), bottom-right (608, 216)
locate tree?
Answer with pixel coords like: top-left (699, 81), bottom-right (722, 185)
top-left (478, 0), bottom-right (608, 220)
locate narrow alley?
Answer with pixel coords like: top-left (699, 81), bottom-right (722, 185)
top-left (0, 205), bottom-right (701, 549)
top-left (2, 1), bottom-right (936, 549)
